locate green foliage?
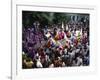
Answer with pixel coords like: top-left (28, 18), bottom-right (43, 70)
top-left (22, 11), bottom-right (71, 27)
top-left (22, 11), bottom-right (89, 28)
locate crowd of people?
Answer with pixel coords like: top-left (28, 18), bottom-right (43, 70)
top-left (22, 20), bottom-right (89, 69)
